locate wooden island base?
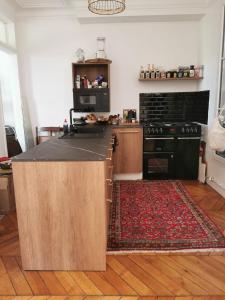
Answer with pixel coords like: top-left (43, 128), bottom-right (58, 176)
top-left (12, 161), bottom-right (107, 271)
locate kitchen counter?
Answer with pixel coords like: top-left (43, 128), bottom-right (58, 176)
top-left (13, 126), bottom-right (112, 162)
top-left (13, 124), bottom-right (142, 162)
top-left (12, 125), bottom-right (114, 271)
top-left (112, 123), bottom-right (142, 128)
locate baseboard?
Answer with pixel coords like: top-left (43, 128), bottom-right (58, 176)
top-left (113, 173), bottom-right (143, 180)
top-left (207, 179), bottom-right (225, 198)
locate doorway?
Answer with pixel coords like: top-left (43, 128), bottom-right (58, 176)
top-left (0, 50), bottom-right (25, 157)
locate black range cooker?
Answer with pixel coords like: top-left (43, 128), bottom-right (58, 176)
top-left (143, 122), bottom-right (201, 180)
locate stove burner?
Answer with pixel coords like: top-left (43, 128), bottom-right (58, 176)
top-left (143, 121), bottom-right (201, 137)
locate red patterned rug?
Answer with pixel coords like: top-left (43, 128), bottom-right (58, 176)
top-left (107, 181), bottom-right (225, 251)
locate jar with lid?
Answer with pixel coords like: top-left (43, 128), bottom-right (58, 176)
top-left (96, 37), bottom-right (106, 59)
top-left (166, 71), bottom-right (171, 79)
top-left (183, 68), bottom-right (189, 78)
top-left (172, 70), bottom-right (178, 78)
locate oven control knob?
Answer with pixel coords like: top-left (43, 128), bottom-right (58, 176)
top-left (155, 128), bottom-right (158, 134)
top-left (186, 128), bottom-right (189, 133)
top-left (160, 128), bottom-right (163, 134)
top-left (194, 127), bottom-right (198, 133)
top-left (190, 128), bottom-right (193, 133)
top-left (181, 127), bottom-right (185, 133)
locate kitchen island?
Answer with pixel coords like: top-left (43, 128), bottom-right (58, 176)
top-left (12, 127), bottom-right (113, 271)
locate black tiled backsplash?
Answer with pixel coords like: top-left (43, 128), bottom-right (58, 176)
top-left (140, 91), bottom-right (210, 124)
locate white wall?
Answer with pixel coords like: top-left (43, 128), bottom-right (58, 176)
top-left (0, 0), bottom-right (15, 22)
top-left (199, 0), bottom-right (225, 196)
top-left (16, 18), bottom-right (201, 127)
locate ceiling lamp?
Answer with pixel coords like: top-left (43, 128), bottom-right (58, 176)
top-left (88, 0), bottom-right (126, 15)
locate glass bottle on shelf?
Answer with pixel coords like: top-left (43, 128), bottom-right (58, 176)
top-left (145, 64), bottom-right (150, 79)
top-left (166, 71), bottom-right (171, 79)
top-left (199, 65), bottom-right (204, 78)
top-left (161, 70), bottom-right (166, 79)
top-left (178, 67), bottom-right (183, 78)
top-left (155, 67), bottom-right (161, 79)
top-left (151, 64), bottom-right (155, 79)
top-left (190, 65), bottom-right (195, 78)
top-left (140, 66), bottom-right (145, 79)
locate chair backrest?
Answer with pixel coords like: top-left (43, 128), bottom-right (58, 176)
top-left (36, 126), bottom-right (63, 145)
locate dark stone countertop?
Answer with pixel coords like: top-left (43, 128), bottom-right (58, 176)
top-left (112, 123), bottom-right (143, 129)
top-left (13, 127), bottom-right (113, 162)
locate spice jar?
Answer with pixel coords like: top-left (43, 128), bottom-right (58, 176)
top-left (190, 65), bottom-right (195, 78)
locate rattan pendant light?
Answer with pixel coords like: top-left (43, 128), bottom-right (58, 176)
top-left (88, 0), bottom-right (126, 15)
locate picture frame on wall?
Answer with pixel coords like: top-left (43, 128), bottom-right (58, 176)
top-left (123, 109), bottom-right (137, 123)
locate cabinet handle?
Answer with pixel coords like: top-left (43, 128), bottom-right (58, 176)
top-left (145, 137), bottom-right (174, 140)
top-left (177, 137), bottom-right (201, 140)
top-left (119, 131), bottom-right (140, 134)
top-left (106, 199), bottom-right (112, 203)
top-left (106, 157), bottom-right (112, 161)
top-left (108, 165), bottom-right (113, 178)
top-left (106, 179), bottom-right (113, 186)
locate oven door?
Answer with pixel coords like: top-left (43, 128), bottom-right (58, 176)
top-left (144, 137), bottom-right (175, 152)
top-left (143, 152), bottom-right (175, 180)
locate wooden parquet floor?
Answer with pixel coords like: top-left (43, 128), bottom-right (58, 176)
top-left (1, 181), bottom-right (225, 300)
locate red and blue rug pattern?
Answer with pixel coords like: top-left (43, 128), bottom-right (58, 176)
top-left (107, 181), bottom-right (225, 251)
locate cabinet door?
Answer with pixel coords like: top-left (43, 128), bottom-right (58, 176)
top-left (113, 128), bottom-right (143, 174)
top-left (175, 137), bottom-right (200, 179)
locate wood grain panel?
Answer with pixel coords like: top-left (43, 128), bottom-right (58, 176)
top-left (112, 128), bottom-right (143, 174)
top-left (12, 162), bottom-right (106, 271)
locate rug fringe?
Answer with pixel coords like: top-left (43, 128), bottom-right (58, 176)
top-left (107, 248), bottom-right (225, 255)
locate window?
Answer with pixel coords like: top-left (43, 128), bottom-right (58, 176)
top-left (219, 7), bottom-right (225, 107)
top-left (0, 20), bottom-right (6, 44)
top-left (0, 18), bottom-right (26, 153)
top-left (217, 6), bottom-right (225, 158)
top-left (0, 19), bottom-right (16, 48)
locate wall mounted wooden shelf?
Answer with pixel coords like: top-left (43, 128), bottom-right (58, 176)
top-left (72, 62), bottom-right (110, 88)
top-left (139, 77), bottom-right (203, 81)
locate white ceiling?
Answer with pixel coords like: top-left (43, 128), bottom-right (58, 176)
top-left (15, 0), bottom-right (66, 8)
top-left (12, 0), bottom-right (214, 9)
top-left (8, 0), bottom-right (216, 23)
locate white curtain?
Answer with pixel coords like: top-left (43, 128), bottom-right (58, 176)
top-left (0, 84), bottom-right (7, 156)
top-left (0, 50), bottom-right (27, 151)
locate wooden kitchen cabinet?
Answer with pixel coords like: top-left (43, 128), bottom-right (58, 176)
top-left (105, 141), bottom-right (113, 235)
top-left (112, 127), bottom-right (143, 174)
top-left (13, 161), bottom-right (107, 271)
top-left (12, 129), bottom-right (115, 271)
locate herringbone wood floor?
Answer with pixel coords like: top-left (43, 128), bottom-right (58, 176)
top-left (1, 181), bottom-right (225, 300)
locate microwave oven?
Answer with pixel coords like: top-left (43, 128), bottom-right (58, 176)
top-left (73, 88), bottom-right (110, 112)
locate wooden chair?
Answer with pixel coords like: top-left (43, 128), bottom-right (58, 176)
top-left (36, 127), bottom-right (63, 145)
